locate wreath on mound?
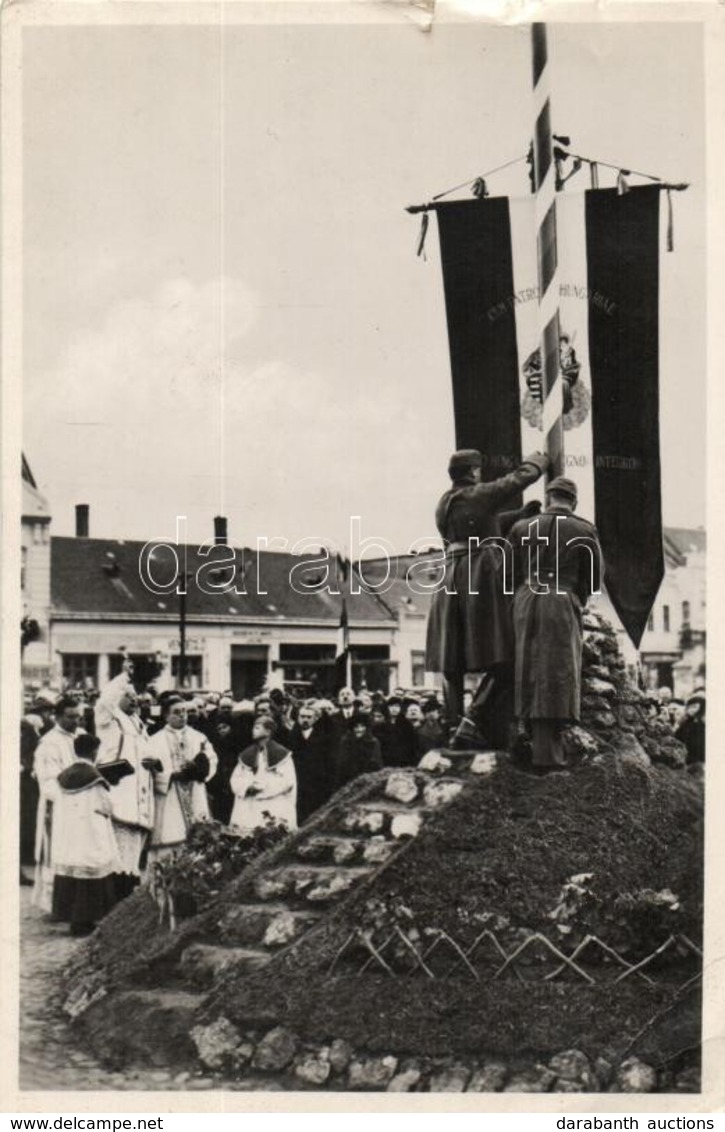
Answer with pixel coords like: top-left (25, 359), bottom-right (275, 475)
top-left (150, 817), bottom-right (288, 928)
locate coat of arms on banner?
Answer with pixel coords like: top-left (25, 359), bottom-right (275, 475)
top-left (521, 333), bottom-right (591, 430)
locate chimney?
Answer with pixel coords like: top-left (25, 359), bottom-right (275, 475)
top-left (214, 515), bottom-right (228, 546)
top-left (75, 504), bottom-right (90, 538)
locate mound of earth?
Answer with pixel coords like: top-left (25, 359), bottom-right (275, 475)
top-left (203, 754), bottom-right (702, 1062)
top-left (61, 748), bottom-right (703, 1084)
top-left (58, 612), bottom-right (702, 1086)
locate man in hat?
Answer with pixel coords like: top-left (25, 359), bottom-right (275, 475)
top-left (425, 447), bottom-right (549, 748)
top-left (508, 476), bottom-right (602, 771)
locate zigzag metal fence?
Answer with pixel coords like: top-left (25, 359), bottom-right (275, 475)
top-left (329, 926), bottom-right (702, 990)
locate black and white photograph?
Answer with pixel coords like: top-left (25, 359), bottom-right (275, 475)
top-left (3, 0), bottom-right (721, 1109)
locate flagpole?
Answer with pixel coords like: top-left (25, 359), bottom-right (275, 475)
top-left (531, 22), bottom-right (564, 480)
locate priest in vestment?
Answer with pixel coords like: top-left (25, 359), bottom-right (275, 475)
top-left (146, 697), bottom-right (218, 863)
top-left (32, 697), bottom-right (83, 913)
top-left (230, 716), bottom-right (297, 835)
top-left (95, 671), bottom-right (153, 897)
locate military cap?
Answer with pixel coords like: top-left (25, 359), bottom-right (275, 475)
top-left (448, 449), bottom-right (482, 475)
top-left (546, 476), bottom-right (578, 501)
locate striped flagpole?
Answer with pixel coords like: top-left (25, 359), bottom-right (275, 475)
top-left (531, 23), bottom-right (564, 479)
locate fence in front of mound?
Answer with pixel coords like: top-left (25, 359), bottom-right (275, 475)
top-left (328, 926), bottom-right (702, 991)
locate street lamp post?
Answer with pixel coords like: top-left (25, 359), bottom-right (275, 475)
top-left (178, 572), bottom-right (194, 690)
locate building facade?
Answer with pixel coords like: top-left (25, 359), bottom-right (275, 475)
top-left (21, 456), bottom-right (53, 685)
top-left (20, 460), bottom-right (706, 702)
top-left (637, 528), bottom-right (706, 698)
top-left (48, 531), bottom-right (399, 698)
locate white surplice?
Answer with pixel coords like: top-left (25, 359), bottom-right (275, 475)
top-left (230, 744), bottom-right (297, 835)
top-left (32, 724), bottom-right (77, 911)
top-left (95, 675), bottom-right (153, 876)
top-left (147, 725), bottom-right (218, 860)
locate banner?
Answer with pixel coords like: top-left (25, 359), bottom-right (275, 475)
top-left (435, 198), bottom-right (523, 491)
top-left (432, 186), bottom-right (664, 647)
top-left (586, 185), bottom-right (664, 647)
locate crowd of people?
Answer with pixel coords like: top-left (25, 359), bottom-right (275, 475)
top-left (19, 669), bottom-right (451, 935)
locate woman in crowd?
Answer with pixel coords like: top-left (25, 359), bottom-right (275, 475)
top-left (675, 694), bottom-right (706, 767)
top-left (335, 714), bottom-right (383, 790)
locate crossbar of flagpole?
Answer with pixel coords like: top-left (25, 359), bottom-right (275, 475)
top-left (531, 23), bottom-right (564, 481)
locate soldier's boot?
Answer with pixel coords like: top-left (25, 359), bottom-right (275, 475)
top-left (442, 671), bottom-right (465, 738)
top-left (450, 716), bottom-right (490, 751)
top-left (450, 672), bottom-right (495, 750)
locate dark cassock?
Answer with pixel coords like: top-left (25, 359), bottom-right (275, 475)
top-left (206, 720), bottom-right (246, 825)
top-left (508, 476), bottom-right (603, 770)
top-left (425, 447), bottom-right (548, 746)
top-left (288, 714), bottom-right (334, 824)
top-left (20, 716), bottom-right (42, 881)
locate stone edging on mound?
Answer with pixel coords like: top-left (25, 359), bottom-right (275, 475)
top-left (188, 1021), bottom-right (700, 1094)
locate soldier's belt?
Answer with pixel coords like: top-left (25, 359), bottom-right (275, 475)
top-left (445, 540), bottom-right (493, 556)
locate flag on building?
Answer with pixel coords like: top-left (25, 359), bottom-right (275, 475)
top-left (433, 184), bottom-right (664, 646)
top-left (335, 554), bottom-right (352, 688)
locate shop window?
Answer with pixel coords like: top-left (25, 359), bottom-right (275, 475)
top-left (171, 655), bottom-right (203, 689)
top-left (411, 650), bottom-right (426, 687)
top-left (277, 643), bottom-right (337, 696)
top-left (62, 654), bottom-right (99, 690)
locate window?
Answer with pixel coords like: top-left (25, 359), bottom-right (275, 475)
top-left (411, 651), bottom-right (426, 687)
top-left (646, 612), bottom-right (654, 633)
top-left (109, 653), bottom-right (166, 690)
top-left (350, 645), bottom-right (394, 693)
top-left (278, 644), bottom-right (336, 667)
top-left (681, 600), bottom-right (691, 624)
top-left (62, 654), bottom-right (99, 690)
top-left (277, 644), bottom-right (337, 695)
top-left (663, 605), bottom-right (670, 633)
top-left (171, 655), bottom-right (203, 689)
top-left (21, 546), bottom-right (27, 592)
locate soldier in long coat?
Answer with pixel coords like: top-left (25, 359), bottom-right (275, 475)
top-left (508, 476), bottom-right (602, 770)
top-left (425, 448), bottom-right (548, 747)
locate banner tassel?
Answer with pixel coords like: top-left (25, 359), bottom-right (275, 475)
top-left (617, 170), bottom-right (630, 195)
top-left (416, 211), bottom-right (429, 259)
top-left (666, 188), bottom-right (674, 252)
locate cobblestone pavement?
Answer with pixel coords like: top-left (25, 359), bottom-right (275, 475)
top-left (19, 889), bottom-right (276, 1093)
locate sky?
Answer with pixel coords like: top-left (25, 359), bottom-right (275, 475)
top-left (21, 13), bottom-right (706, 553)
